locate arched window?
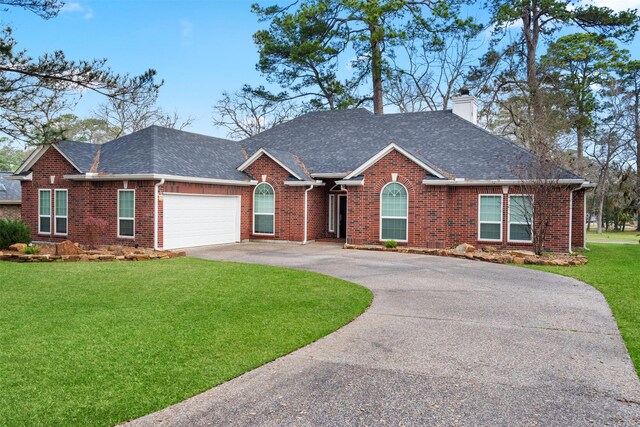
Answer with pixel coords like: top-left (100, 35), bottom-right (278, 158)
top-left (254, 183), bottom-right (275, 235)
top-left (380, 182), bottom-right (408, 241)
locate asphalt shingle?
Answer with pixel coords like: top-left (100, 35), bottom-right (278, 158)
top-left (0, 171), bottom-right (21, 201)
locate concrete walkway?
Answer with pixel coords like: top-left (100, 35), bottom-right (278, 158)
top-left (126, 243), bottom-right (640, 426)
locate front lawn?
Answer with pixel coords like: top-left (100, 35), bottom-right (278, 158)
top-left (586, 229), bottom-right (640, 243)
top-left (0, 258), bottom-right (372, 426)
top-left (524, 243), bottom-right (640, 375)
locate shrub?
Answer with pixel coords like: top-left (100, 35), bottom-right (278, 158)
top-left (0, 219), bottom-right (31, 249)
top-left (23, 245), bottom-right (40, 255)
top-left (85, 217), bottom-right (109, 249)
top-left (384, 240), bottom-right (398, 249)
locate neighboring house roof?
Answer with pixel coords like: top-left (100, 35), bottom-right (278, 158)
top-left (243, 109), bottom-right (581, 181)
top-left (0, 171), bottom-right (21, 203)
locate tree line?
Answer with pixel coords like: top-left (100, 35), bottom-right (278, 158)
top-left (0, 0), bottom-right (638, 233)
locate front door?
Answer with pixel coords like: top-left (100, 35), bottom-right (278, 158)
top-left (338, 195), bottom-right (347, 239)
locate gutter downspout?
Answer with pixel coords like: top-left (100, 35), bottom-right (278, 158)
top-left (303, 185), bottom-right (314, 244)
top-left (154, 178), bottom-right (165, 250)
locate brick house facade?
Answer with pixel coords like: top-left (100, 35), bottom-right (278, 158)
top-left (12, 105), bottom-right (589, 253)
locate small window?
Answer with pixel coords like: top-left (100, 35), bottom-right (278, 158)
top-left (118, 190), bottom-right (135, 238)
top-left (380, 182), bottom-right (408, 241)
top-left (39, 189), bottom-right (51, 234)
top-left (509, 195), bottom-right (533, 242)
top-left (328, 194), bottom-right (335, 232)
top-left (54, 189), bottom-right (68, 235)
top-left (253, 183), bottom-right (274, 235)
top-left (479, 195), bottom-right (502, 241)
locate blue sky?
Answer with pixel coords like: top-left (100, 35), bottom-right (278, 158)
top-left (7, 0), bottom-right (640, 138)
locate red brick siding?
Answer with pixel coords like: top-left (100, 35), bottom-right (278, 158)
top-left (347, 149), bottom-right (576, 253)
top-left (21, 146), bottom-right (155, 247)
top-left (245, 155), bottom-right (307, 242)
top-left (571, 189), bottom-right (586, 249)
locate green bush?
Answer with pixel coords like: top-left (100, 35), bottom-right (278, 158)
top-left (23, 245), bottom-right (40, 255)
top-left (384, 240), bottom-right (398, 249)
top-left (0, 219), bottom-right (31, 249)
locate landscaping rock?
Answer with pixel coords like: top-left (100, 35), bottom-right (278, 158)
top-left (9, 243), bottom-right (27, 253)
top-left (455, 243), bottom-right (475, 253)
top-left (55, 240), bottom-right (82, 256)
top-left (482, 245), bottom-right (498, 253)
top-left (511, 249), bottom-right (536, 258)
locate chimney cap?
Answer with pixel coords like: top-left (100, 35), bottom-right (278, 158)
top-left (459, 87), bottom-right (470, 96)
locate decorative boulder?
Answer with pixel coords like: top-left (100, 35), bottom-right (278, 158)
top-left (482, 246), bottom-right (498, 253)
top-left (8, 243), bottom-right (27, 253)
top-left (55, 240), bottom-right (83, 256)
top-left (455, 243), bottom-right (475, 253)
top-left (511, 249), bottom-right (536, 258)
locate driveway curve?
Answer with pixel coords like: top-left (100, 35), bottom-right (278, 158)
top-left (126, 242), bottom-right (640, 426)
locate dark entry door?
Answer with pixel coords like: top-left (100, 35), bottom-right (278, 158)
top-left (338, 195), bottom-right (347, 239)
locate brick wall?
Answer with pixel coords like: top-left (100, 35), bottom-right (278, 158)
top-left (0, 204), bottom-right (21, 220)
top-left (571, 188), bottom-right (586, 249)
top-left (346, 149), bottom-right (578, 253)
top-left (21, 147), bottom-right (156, 247)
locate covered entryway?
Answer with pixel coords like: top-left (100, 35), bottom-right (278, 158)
top-left (163, 194), bottom-right (241, 249)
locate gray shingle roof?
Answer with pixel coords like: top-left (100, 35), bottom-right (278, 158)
top-left (56, 140), bottom-right (101, 173)
top-left (0, 171), bottom-right (21, 202)
top-left (57, 126), bottom-right (250, 181)
top-left (262, 148), bottom-right (310, 179)
top-left (244, 109), bottom-right (581, 180)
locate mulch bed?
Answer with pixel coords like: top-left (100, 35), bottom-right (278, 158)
top-left (344, 243), bottom-right (588, 266)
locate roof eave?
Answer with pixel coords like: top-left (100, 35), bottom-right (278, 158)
top-left (63, 173), bottom-right (258, 186)
top-left (422, 178), bottom-right (589, 186)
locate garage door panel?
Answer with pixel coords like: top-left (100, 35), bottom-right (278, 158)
top-left (163, 194), bottom-right (240, 249)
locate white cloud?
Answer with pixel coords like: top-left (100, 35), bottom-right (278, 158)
top-left (61, 2), bottom-right (94, 20)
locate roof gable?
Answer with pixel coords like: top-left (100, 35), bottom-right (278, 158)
top-left (237, 148), bottom-right (309, 181)
top-left (344, 143), bottom-right (445, 180)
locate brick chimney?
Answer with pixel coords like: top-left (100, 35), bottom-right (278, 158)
top-left (451, 87), bottom-right (478, 125)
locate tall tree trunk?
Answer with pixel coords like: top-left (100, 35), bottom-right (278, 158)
top-left (370, 23), bottom-right (384, 115)
top-left (576, 126), bottom-right (584, 173)
top-left (522, 2), bottom-right (542, 149)
top-left (636, 92), bottom-right (640, 231)
top-left (597, 169), bottom-right (608, 235)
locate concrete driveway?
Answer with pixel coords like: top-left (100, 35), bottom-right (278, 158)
top-left (126, 242), bottom-right (640, 426)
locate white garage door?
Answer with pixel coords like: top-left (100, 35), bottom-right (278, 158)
top-left (163, 194), bottom-right (241, 249)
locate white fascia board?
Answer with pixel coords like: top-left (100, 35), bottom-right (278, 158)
top-left (422, 178), bottom-right (587, 186)
top-left (344, 143), bottom-right (445, 180)
top-left (284, 180), bottom-right (326, 186)
top-left (237, 148), bottom-right (303, 180)
top-left (5, 172), bottom-right (32, 181)
top-left (15, 146), bottom-right (47, 174)
top-left (310, 173), bottom-right (348, 179)
top-left (335, 178), bottom-right (365, 186)
top-left (63, 173), bottom-right (258, 186)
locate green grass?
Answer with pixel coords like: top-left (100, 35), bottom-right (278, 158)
top-left (586, 229), bottom-right (640, 243)
top-left (524, 243), bottom-right (640, 375)
top-left (0, 258), bottom-right (372, 426)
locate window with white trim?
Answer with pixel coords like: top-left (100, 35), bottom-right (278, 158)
top-left (328, 194), bottom-right (335, 232)
top-left (509, 195), bottom-right (533, 242)
top-left (380, 182), bottom-right (408, 241)
top-left (478, 195), bottom-right (502, 241)
top-left (39, 189), bottom-right (51, 234)
top-left (118, 190), bottom-right (135, 238)
top-left (54, 189), bottom-right (68, 235)
top-left (253, 183), bottom-right (274, 234)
